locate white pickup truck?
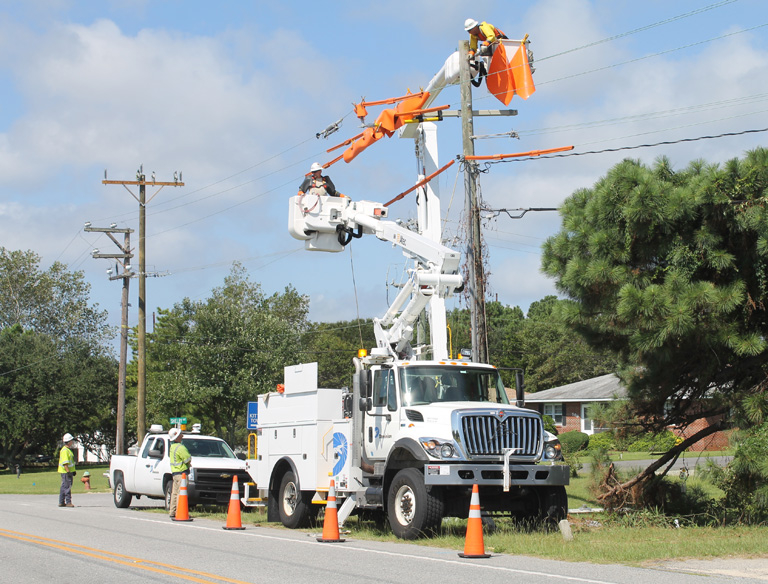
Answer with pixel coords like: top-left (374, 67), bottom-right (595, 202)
top-left (109, 425), bottom-right (249, 509)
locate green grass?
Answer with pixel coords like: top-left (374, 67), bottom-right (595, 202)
top-left (0, 465), bottom-right (112, 495)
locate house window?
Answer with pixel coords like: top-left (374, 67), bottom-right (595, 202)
top-left (543, 403), bottom-right (564, 426)
top-left (581, 404), bottom-right (593, 434)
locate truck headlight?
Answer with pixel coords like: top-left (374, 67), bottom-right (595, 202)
top-left (420, 438), bottom-right (457, 459)
top-left (543, 439), bottom-right (562, 461)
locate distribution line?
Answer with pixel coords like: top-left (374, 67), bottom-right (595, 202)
top-left (0, 528), bottom-right (253, 584)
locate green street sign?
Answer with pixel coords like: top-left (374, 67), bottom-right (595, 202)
top-left (170, 417), bottom-right (187, 424)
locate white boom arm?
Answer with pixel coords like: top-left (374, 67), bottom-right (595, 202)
top-left (288, 195), bottom-right (462, 359)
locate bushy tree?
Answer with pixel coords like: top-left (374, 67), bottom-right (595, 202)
top-left (542, 148), bottom-right (768, 500)
top-left (300, 320), bottom-right (375, 389)
top-left (144, 264), bottom-right (308, 447)
top-left (519, 296), bottom-right (619, 392)
top-left (0, 249), bottom-right (116, 467)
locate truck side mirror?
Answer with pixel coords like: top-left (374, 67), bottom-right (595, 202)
top-left (359, 397), bottom-right (372, 412)
top-left (515, 371), bottom-right (525, 408)
top-left (359, 369), bottom-right (372, 398)
top-left (148, 448), bottom-right (163, 459)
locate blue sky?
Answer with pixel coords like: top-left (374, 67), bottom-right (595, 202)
top-left (1, 0), bottom-right (767, 350)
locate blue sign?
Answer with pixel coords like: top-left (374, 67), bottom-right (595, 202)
top-left (247, 402), bottom-right (259, 430)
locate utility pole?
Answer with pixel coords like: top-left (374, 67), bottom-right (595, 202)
top-left (102, 168), bottom-right (184, 444)
top-left (459, 40), bottom-right (489, 364)
top-left (86, 223), bottom-right (133, 455)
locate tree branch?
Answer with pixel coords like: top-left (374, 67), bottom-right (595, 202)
top-left (596, 418), bottom-right (728, 505)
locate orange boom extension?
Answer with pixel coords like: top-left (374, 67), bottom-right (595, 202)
top-left (384, 159), bottom-right (456, 207)
top-left (464, 145), bottom-right (573, 161)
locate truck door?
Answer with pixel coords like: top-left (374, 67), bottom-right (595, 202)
top-left (134, 436), bottom-right (166, 494)
top-left (364, 368), bottom-right (398, 461)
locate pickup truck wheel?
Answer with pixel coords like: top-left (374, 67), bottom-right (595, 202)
top-left (164, 479), bottom-right (173, 511)
top-left (278, 471), bottom-right (313, 529)
top-left (113, 474), bottom-right (132, 508)
top-left (387, 468), bottom-right (444, 539)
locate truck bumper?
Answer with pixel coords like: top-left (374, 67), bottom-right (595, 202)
top-left (423, 462), bottom-right (569, 486)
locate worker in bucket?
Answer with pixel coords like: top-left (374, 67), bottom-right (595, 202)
top-left (168, 428), bottom-right (192, 519)
top-left (298, 162), bottom-right (339, 197)
top-left (464, 18), bottom-right (508, 59)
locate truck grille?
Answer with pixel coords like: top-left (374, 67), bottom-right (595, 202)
top-left (460, 412), bottom-right (542, 459)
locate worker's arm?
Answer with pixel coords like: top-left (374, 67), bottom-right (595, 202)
top-left (479, 22), bottom-right (498, 44)
top-left (298, 177), bottom-right (311, 195)
top-left (323, 176), bottom-right (337, 196)
top-left (469, 33), bottom-right (478, 52)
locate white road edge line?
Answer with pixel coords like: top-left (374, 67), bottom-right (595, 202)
top-left (122, 515), bottom-right (619, 584)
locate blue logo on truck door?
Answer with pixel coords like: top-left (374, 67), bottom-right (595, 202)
top-left (332, 432), bottom-right (348, 476)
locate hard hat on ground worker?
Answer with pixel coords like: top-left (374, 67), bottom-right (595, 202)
top-left (169, 428), bottom-right (182, 441)
top-left (310, 162), bottom-right (323, 172)
top-left (83, 471), bottom-right (90, 477)
top-left (62, 433), bottom-right (74, 443)
top-left (465, 18), bottom-right (478, 31)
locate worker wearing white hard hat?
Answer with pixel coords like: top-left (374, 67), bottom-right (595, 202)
top-left (464, 18), bottom-right (508, 58)
top-left (168, 428), bottom-right (192, 519)
top-left (58, 433), bottom-right (77, 507)
top-left (298, 162), bottom-right (339, 198)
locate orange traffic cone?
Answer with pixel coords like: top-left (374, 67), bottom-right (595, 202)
top-left (316, 479), bottom-right (345, 543)
top-left (172, 473), bottom-right (193, 522)
top-left (458, 484), bottom-right (490, 558)
top-left (222, 475), bottom-right (245, 530)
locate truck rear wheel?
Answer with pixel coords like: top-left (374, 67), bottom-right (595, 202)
top-left (278, 471), bottom-right (314, 529)
top-left (113, 474), bottom-right (132, 508)
top-left (387, 468), bottom-right (444, 539)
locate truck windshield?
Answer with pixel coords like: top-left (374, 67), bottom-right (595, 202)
top-left (399, 366), bottom-right (510, 406)
top-left (182, 438), bottom-right (237, 459)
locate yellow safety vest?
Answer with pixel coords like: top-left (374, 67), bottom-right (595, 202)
top-left (170, 442), bottom-right (191, 474)
top-left (58, 445), bottom-right (76, 474)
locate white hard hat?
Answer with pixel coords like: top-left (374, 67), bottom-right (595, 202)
top-left (168, 428), bottom-right (182, 441)
top-left (310, 162), bottom-right (323, 172)
top-left (62, 433), bottom-right (74, 443)
top-left (465, 18), bottom-right (479, 31)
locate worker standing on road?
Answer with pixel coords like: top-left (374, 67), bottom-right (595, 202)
top-left (298, 162), bottom-right (339, 197)
top-left (168, 428), bottom-right (192, 519)
top-left (58, 433), bottom-right (77, 508)
top-left (465, 18), bottom-right (508, 58)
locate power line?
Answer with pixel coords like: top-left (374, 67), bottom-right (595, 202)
top-left (487, 127), bottom-right (768, 164)
top-left (537, 0), bottom-right (739, 62)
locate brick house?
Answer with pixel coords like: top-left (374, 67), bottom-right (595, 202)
top-left (522, 374), bottom-right (731, 451)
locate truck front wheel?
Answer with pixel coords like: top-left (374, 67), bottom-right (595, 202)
top-left (539, 485), bottom-right (568, 523)
top-left (113, 474), bottom-right (132, 508)
top-left (387, 468), bottom-right (444, 539)
top-left (164, 479), bottom-right (172, 511)
top-left (278, 471), bottom-right (314, 529)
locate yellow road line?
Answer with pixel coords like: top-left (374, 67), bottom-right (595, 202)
top-left (0, 527), bottom-right (253, 584)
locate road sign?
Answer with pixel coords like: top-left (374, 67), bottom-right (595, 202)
top-left (170, 417), bottom-right (187, 425)
top-left (247, 402), bottom-right (258, 430)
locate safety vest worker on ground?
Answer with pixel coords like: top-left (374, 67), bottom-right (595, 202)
top-left (168, 427), bottom-right (192, 519)
top-left (298, 162), bottom-right (339, 197)
top-left (58, 433), bottom-right (77, 507)
top-left (465, 18), bottom-right (508, 58)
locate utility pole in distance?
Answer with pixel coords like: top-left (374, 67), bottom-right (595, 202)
top-left (459, 40), bottom-right (489, 364)
top-left (86, 223), bottom-right (133, 455)
top-left (102, 168), bottom-right (184, 444)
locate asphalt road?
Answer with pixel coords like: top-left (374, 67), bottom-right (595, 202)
top-left (1, 493), bottom-right (765, 584)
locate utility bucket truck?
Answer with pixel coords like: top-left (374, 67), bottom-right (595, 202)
top-left (243, 193), bottom-right (569, 539)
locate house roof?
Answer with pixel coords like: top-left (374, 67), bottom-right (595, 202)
top-left (524, 373), bottom-right (627, 403)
